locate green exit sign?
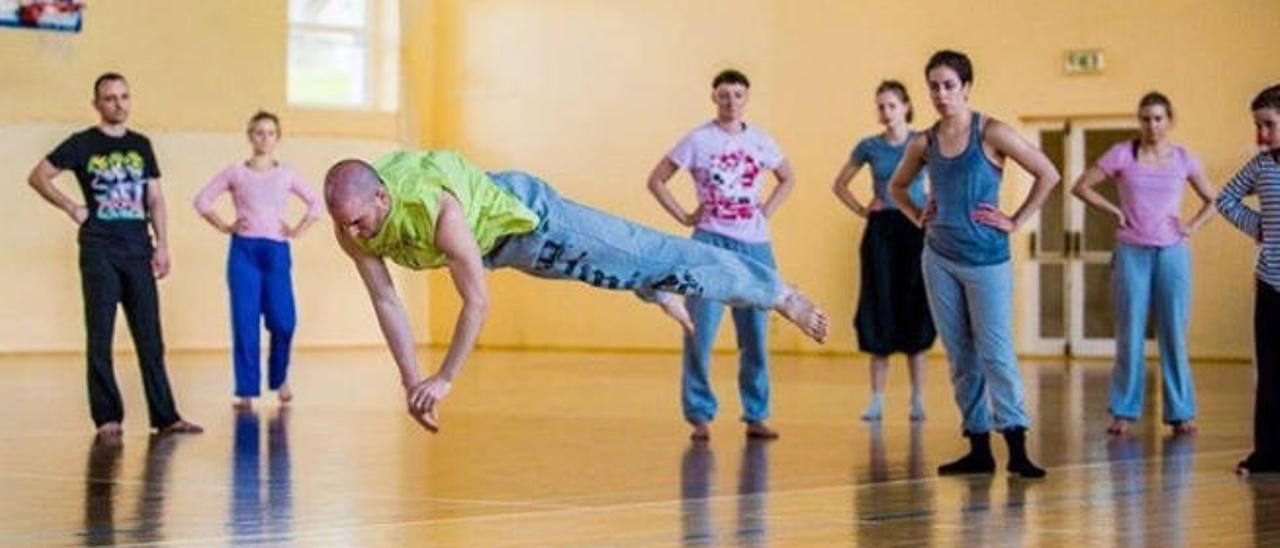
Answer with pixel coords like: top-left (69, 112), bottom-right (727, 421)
top-left (1065, 49), bottom-right (1105, 74)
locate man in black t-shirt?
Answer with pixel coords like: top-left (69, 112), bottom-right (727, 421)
top-left (27, 73), bottom-right (201, 437)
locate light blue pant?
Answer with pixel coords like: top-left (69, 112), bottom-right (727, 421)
top-left (484, 171), bottom-right (783, 307)
top-left (1109, 242), bottom-right (1195, 423)
top-left (682, 230), bottom-right (776, 424)
top-left (922, 247), bottom-right (1030, 433)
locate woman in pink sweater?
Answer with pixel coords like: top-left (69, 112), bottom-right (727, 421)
top-left (194, 111), bottom-right (322, 410)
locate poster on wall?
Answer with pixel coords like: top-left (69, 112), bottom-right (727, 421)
top-left (0, 0), bottom-right (85, 33)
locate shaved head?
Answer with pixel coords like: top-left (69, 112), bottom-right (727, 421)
top-left (325, 159), bottom-right (392, 240)
top-left (324, 159), bottom-right (382, 211)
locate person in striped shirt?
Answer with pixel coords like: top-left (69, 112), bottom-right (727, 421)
top-left (1217, 83), bottom-right (1280, 475)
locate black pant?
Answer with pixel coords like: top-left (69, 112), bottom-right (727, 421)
top-left (80, 245), bottom-right (181, 428)
top-left (1255, 280), bottom-right (1280, 462)
top-left (854, 210), bottom-right (936, 355)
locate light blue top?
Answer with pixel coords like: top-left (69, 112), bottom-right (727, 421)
top-left (851, 132), bottom-right (927, 210)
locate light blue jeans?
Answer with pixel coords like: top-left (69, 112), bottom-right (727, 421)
top-left (682, 230), bottom-right (776, 424)
top-left (922, 247), bottom-right (1030, 433)
top-left (1109, 242), bottom-right (1195, 423)
top-left (483, 171), bottom-right (783, 308)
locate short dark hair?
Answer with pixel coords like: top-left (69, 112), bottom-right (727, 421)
top-left (875, 80), bottom-right (914, 124)
top-left (1252, 84), bottom-right (1280, 112)
top-left (1138, 91), bottom-right (1174, 120)
top-left (925, 50), bottom-right (973, 85)
top-left (247, 110), bottom-right (281, 135)
top-left (93, 72), bottom-right (127, 99)
top-left (712, 69), bottom-right (750, 89)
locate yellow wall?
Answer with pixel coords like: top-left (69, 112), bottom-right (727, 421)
top-left (0, 0), bottom-right (429, 352)
top-left (420, 0), bottom-right (1279, 359)
top-left (0, 0), bottom-right (402, 138)
top-left (4, 1), bottom-right (1278, 360)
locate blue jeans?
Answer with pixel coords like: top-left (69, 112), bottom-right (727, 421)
top-left (228, 235), bottom-right (296, 397)
top-left (682, 230), bottom-right (777, 424)
top-left (483, 171), bottom-right (783, 308)
top-left (1109, 242), bottom-right (1195, 423)
top-left (922, 247), bottom-right (1029, 433)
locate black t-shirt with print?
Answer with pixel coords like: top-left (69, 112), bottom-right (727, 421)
top-left (47, 127), bottom-right (160, 254)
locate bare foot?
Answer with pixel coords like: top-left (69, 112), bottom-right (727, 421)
top-left (1172, 420), bottom-right (1198, 436)
top-left (745, 421), bottom-right (779, 440)
top-left (277, 384), bottom-right (293, 405)
top-left (159, 420), bottom-right (204, 435)
top-left (232, 398), bottom-right (253, 411)
top-left (1106, 418), bottom-right (1133, 436)
top-left (655, 292), bottom-right (694, 333)
top-left (92, 431), bottom-right (124, 450)
top-left (689, 422), bottom-right (710, 442)
top-left (775, 286), bottom-right (828, 343)
top-left (96, 422), bottom-right (123, 438)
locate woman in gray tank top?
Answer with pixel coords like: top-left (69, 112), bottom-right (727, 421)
top-left (887, 50), bottom-right (1062, 479)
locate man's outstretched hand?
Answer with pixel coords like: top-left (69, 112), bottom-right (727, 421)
top-left (412, 406), bottom-right (440, 433)
top-left (406, 376), bottom-right (452, 433)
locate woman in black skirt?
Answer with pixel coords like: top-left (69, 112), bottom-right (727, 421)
top-left (832, 80), bottom-right (937, 421)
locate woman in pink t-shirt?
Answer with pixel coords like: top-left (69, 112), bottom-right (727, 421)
top-left (193, 111), bottom-right (322, 410)
top-left (1071, 92), bottom-right (1217, 436)
top-left (646, 69), bottom-right (796, 442)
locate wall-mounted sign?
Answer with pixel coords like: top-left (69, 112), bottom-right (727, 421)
top-left (1065, 49), bottom-right (1105, 74)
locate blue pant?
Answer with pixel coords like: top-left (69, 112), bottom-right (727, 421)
top-left (682, 230), bottom-right (776, 424)
top-left (922, 247), bottom-right (1029, 433)
top-left (228, 235), bottom-right (296, 397)
top-left (483, 171), bottom-right (783, 308)
top-left (1109, 242), bottom-right (1195, 423)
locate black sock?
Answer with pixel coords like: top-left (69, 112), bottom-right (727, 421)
top-left (1002, 427), bottom-right (1046, 478)
top-left (938, 431), bottom-right (996, 475)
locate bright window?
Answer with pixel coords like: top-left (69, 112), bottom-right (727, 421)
top-left (287, 0), bottom-right (399, 111)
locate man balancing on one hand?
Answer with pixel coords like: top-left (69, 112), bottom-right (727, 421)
top-left (323, 150), bottom-right (828, 432)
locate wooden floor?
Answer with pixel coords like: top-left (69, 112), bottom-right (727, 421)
top-left (0, 348), bottom-right (1276, 546)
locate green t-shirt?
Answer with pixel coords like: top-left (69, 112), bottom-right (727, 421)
top-left (355, 150), bottom-right (539, 269)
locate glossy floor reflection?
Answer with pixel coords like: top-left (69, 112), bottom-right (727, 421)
top-left (0, 349), bottom-right (1276, 546)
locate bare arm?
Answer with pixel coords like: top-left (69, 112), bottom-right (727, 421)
top-left (1182, 170), bottom-right (1218, 235)
top-left (888, 135), bottom-right (930, 226)
top-left (397, 193), bottom-right (490, 429)
top-left (831, 159), bottom-right (869, 218)
top-left (335, 223), bottom-right (422, 390)
top-left (340, 192), bottom-right (489, 432)
top-left (28, 159), bottom-right (86, 225)
top-left (973, 120), bottom-right (1061, 232)
top-left (1070, 165), bottom-right (1126, 226)
top-left (646, 156), bottom-right (700, 226)
top-left (760, 159), bottom-right (796, 218)
top-left (426, 193), bottom-right (490, 385)
top-left (146, 179), bottom-right (171, 278)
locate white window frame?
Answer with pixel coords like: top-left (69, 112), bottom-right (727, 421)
top-left (287, 0), bottom-right (398, 112)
